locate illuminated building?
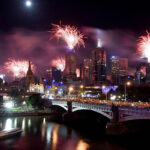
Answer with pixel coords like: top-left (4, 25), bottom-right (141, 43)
top-left (146, 59), bottom-right (150, 84)
top-left (26, 61), bottom-right (34, 87)
top-left (26, 61), bottom-right (44, 93)
top-left (44, 69), bottom-right (52, 84)
top-left (111, 56), bottom-right (120, 84)
top-left (29, 77), bottom-right (45, 94)
top-left (119, 58), bottom-right (128, 77)
top-left (65, 50), bottom-right (76, 80)
top-left (135, 69), bottom-right (142, 85)
top-left (52, 67), bottom-right (61, 83)
top-left (135, 57), bottom-right (150, 85)
top-left (83, 59), bottom-right (92, 85)
top-left (111, 56), bottom-right (128, 84)
top-left (92, 47), bottom-right (107, 85)
top-left (0, 74), bottom-right (5, 84)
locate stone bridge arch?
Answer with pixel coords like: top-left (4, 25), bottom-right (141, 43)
top-left (72, 107), bottom-right (112, 120)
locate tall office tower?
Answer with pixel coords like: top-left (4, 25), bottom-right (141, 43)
top-left (140, 57), bottom-right (150, 84)
top-left (65, 51), bottom-right (76, 80)
top-left (146, 63), bottom-right (150, 83)
top-left (111, 57), bottom-right (128, 84)
top-left (135, 70), bottom-right (141, 85)
top-left (119, 58), bottom-right (128, 77)
top-left (44, 69), bottom-right (52, 84)
top-left (92, 47), bottom-right (107, 85)
top-left (83, 59), bottom-right (92, 85)
top-left (111, 56), bottom-right (120, 84)
top-left (52, 67), bottom-right (61, 83)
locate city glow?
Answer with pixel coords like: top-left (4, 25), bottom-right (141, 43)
top-left (50, 24), bottom-right (85, 49)
top-left (51, 57), bottom-right (65, 72)
top-left (4, 58), bottom-right (35, 78)
top-left (138, 31), bottom-right (150, 62)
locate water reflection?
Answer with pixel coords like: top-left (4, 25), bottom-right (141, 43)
top-left (0, 116), bottom-right (132, 150)
top-left (5, 118), bottom-right (12, 130)
top-left (22, 118), bottom-right (25, 131)
top-left (76, 140), bottom-right (89, 150)
top-left (14, 118), bottom-right (17, 128)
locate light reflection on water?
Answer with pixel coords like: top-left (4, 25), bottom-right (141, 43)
top-left (4, 118), bottom-right (12, 130)
top-left (0, 116), bottom-right (128, 150)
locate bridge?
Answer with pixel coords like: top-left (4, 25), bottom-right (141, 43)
top-left (51, 98), bottom-right (150, 135)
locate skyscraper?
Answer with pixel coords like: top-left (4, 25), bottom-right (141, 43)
top-left (119, 58), bottom-right (128, 77)
top-left (111, 56), bottom-right (120, 84)
top-left (92, 47), bottom-right (107, 85)
top-left (65, 51), bottom-right (76, 80)
top-left (52, 67), bottom-right (61, 83)
top-left (146, 63), bottom-right (150, 83)
top-left (83, 59), bottom-right (92, 85)
top-left (111, 56), bottom-right (128, 84)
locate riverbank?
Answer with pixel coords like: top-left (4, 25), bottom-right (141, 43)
top-left (0, 109), bottom-right (62, 117)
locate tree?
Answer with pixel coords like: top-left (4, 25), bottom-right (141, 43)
top-left (8, 88), bottom-right (19, 99)
top-left (26, 94), bottom-right (44, 109)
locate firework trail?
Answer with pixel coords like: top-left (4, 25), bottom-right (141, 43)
top-left (51, 57), bottom-right (66, 72)
top-left (138, 31), bottom-right (150, 62)
top-left (4, 58), bottom-right (36, 78)
top-left (50, 24), bottom-right (85, 49)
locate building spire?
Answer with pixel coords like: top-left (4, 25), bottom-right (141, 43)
top-left (26, 60), bottom-right (34, 87)
top-left (28, 60), bottom-right (32, 71)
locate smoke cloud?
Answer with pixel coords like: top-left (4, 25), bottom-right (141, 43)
top-left (0, 27), bottom-right (140, 81)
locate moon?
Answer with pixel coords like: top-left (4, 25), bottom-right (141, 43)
top-left (26, 1), bottom-right (32, 7)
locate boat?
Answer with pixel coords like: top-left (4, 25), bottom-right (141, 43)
top-left (0, 128), bottom-right (23, 139)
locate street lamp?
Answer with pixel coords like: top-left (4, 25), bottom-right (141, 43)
top-left (80, 85), bottom-right (84, 89)
top-left (68, 87), bottom-right (74, 97)
top-left (102, 85), bottom-right (107, 100)
top-left (125, 81), bottom-right (131, 101)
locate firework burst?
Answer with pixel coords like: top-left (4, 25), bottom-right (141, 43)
top-left (4, 58), bottom-right (35, 78)
top-left (50, 24), bottom-right (85, 49)
top-left (51, 57), bottom-right (66, 72)
top-left (138, 31), bottom-right (150, 62)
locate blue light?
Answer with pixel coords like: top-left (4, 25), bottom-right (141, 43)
top-left (52, 80), bottom-right (55, 83)
top-left (60, 82), bottom-right (63, 86)
top-left (128, 76), bottom-right (131, 79)
top-left (43, 79), bottom-right (47, 82)
top-left (45, 85), bottom-right (51, 88)
top-left (101, 86), bottom-right (118, 94)
top-left (54, 83), bottom-right (58, 86)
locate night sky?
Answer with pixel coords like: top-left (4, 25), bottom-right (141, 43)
top-left (0, 0), bottom-right (150, 79)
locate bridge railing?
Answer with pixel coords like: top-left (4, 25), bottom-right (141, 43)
top-left (55, 97), bottom-right (150, 109)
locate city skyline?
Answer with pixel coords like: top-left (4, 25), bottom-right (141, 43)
top-left (0, 27), bottom-right (144, 80)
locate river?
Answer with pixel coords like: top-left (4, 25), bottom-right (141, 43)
top-left (0, 116), bottom-right (149, 150)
